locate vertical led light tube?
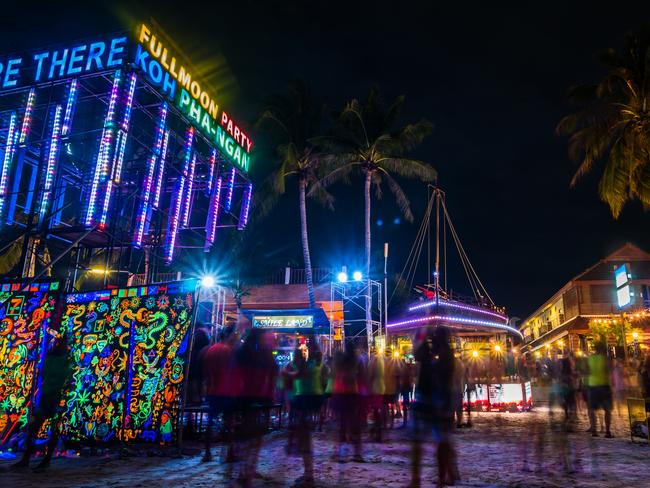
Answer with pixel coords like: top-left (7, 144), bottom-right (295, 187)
top-left (0, 113), bottom-right (18, 222)
top-left (38, 105), bottom-right (63, 225)
top-left (181, 154), bottom-right (196, 227)
top-left (164, 127), bottom-right (194, 264)
top-left (206, 148), bottom-right (216, 195)
top-left (133, 103), bottom-right (167, 248)
top-left (85, 70), bottom-right (121, 227)
top-left (225, 167), bottom-right (235, 211)
top-left (99, 73), bottom-right (136, 228)
top-left (238, 182), bottom-right (253, 230)
top-left (19, 88), bottom-right (36, 144)
top-left (152, 130), bottom-right (169, 209)
top-left (61, 79), bottom-right (78, 136)
top-left (204, 177), bottom-right (222, 251)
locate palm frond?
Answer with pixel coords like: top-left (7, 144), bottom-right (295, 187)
top-left (380, 169), bottom-right (414, 222)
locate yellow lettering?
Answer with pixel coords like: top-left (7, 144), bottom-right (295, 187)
top-left (149, 36), bottom-right (162, 58)
top-left (199, 91), bottom-right (210, 110)
top-left (178, 67), bottom-right (191, 90)
top-left (208, 101), bottom-right (218, 120)
top-left (139, 24), bottom-right (151, 43)
top-left (190, 80), bottom-right (200, 99)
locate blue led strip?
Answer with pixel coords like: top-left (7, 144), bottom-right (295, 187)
top-left (61, 79), bottom-right (78, 136)
top-left (85, 70), bottom-right (122, 228)
top-left (38, 105), bottom-right (63, 227)
top-left (181, 154), bottom-right (196, 228)
top-left (204, 176), bottom-right (222, 251)
top-left (206, 149), bottom-right (216, 195)
top-left (133, 103), bottom-right (167, 248)
top-left (99, 72), bottom-right (136, 228)
top-left (237, 182), bottom-right (252, 230)
top-left (19, 88), bottom-right (36, 144)
top-left (164, 127), bottom-right (193, 264)
top-left (0, 112), bottom-right (18, 224)
top-left (225, 167), bottom-right (235, 211)
top-left (386, 314), bottom-right (523, 338)
top-left (152, 130), bottom-right (169, 210)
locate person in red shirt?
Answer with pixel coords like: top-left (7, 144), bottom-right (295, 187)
top-left (201, 326), bottom-right (238, 463)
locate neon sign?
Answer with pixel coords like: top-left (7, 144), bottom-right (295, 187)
top-left (135, 24), bottom-right (251, 172)
top-left (253, 315), bottom-right (314, 329)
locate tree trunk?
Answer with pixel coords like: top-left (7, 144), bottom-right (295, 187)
top-left (299, 178), bottom-right (316, 308)
top-left (364, 170), bottom-right (372, 349)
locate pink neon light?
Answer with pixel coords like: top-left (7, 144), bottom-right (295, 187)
top-left (38, 105), bottom-right (63, 223)
top-left (409, 299), bottom-right (508, 322)
top-left (387, 314), bottom-right (522, 337)
top-left (152, 130), bottom-right (169, 209)
top-left (225, 167), bottom-right (235, 211)
top-left (206, 149), bottom-right (216, 195)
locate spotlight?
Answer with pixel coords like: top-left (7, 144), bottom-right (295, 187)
top-left (472, 350), bottom-right (479, 358)
top-left (200, 275), bottom-right (216, 288)
top-left (353, 271), bottom-right (362, 281)
top-left (337, 271), bottom-right (348, 283)
top-left (494, 344), bottom-right (501, 352)
top-left (633, 331), bottom-right (639, 339)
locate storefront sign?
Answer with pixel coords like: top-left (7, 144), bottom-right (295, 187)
top-left (135, 23), bottom-right (251, 172)
top-left (253, 315), bottom-right (314, 329)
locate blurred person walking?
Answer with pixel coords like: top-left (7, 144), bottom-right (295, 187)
top-left (11, 334), bottom-right (72, 472)
top-left (331, 342), bottom-right (364, 462)
top-left (201, 325), bottom-right (238, 463)
top-left (587, 342), bottom-right (613, 438)
top-left (409, 327), bottom-right (459, 488)
top-left (368, 349), bottom-right (385, 442)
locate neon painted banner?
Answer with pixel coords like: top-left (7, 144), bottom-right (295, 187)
top-left (59, 280), bottom-right (196, 444)
top-left (0, 281), bottom-right (61, 446)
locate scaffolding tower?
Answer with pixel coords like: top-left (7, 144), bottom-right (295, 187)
top-left (331, 278), bottom-right (383, 351)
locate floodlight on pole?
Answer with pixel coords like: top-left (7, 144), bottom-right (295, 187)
top-left (337, 271), bottom-right (348, 283)
top-left (353, 271), bottom-right (363, 282)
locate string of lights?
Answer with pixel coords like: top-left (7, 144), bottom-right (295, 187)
top-left (61, 79), bottom-right (78, 137)
top-left (0, 112), bottom-right (18, 223)
top-left (85, 70), bottom-right (121, 228)
top-left (133, 103), bottom-right (167, 248)
top-left (237, 182), bottom-right (252, 230)
top-left (181, 153), bottom-right (196, 228)
top-left (152, 130), bottom-right (169, 210)
top-left (204, 176), bottom-right (222, 251)
top-left (408, 298), bottom-right (508, 322)
top-left (19, 88), bottom-right (36, 144)
top-left (225, 167), bottom-right (235, 211)
top-left (37, 105), bottom-right (63, 226)
top-left (387, 313), bottom-right (523, 338)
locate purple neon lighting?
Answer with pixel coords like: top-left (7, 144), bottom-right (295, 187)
top-left (85, 70), bottom-right (121, 227)
top-left (38, 105), bottom-right (63, 223)
top-left (164, 127), bottom-right (194, 264)
top-left (225, 167), bottom-right (235, 211)
top-left (99, 73), bottom-right (136, 228)
top-left (61, 79), bottom-right (78, 136)
top-left (152, 130), bottom-right (169, 209)
top-left (0, 112), bottom-right (18, 221)
top-left (181, 153), bottom-right (196, 228)
top-left (206, 149), bottom-right (216, 195)
top-left (204, 176), bottom-right (222, 251)
top-left (133, 103), bottom-right (167, 248)
top-left (387, 314), bottom-right (522, 338)
top-left (408, 298), bottom-right (508, 322)
top-left (238, 182), bottom-right (252, 230)
top-left (19, 88), bottom-right (36, 144)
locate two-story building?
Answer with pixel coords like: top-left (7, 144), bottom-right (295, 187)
top-left (520, 243), bottom-right (650, 355)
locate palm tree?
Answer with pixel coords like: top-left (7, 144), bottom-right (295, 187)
top-left (256, 80), bottom-right (332, 308)
top-left (557, 30), bottom-right (650, 217)
top-left (316, 87), bottom-right (435, 286)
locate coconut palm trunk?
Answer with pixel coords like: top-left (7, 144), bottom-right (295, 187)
top-left (299, 178), bottom-right (316, 308)
top-left (364, 169), bottom-right (372, 346)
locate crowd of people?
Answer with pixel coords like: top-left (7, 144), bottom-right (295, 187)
top-left (9, 322), bottom-right (650, 487)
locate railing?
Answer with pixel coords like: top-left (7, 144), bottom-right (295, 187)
top-left (267, 268), bottom-right (334, 285)
top-left (129, 272), bottom-right (182, 286)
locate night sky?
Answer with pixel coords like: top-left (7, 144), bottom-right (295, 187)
top-left (4, 2), bottom-right (650, 320)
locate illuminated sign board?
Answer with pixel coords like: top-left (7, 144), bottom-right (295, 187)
top-left (252, 315), bottom-right (314, 329)
top-left (614, 263), bottom-right (631, 308)
top-left (0, 36), bottom-right (127, 89)
top-left (0, 25), bottom-right (252, 173)
top-left (135, 24), bottom-right (251, 172)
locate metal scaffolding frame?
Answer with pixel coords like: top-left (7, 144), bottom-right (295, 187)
top-left (331, 278), bottom-right (383, 351)
top-left (0, 65), bottom-right (251, 292)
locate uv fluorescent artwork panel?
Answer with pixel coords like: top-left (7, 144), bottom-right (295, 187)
top-left (0, 281), bottom-right (60, 445)
top-left (59, 281), bottom-right (195, 444)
